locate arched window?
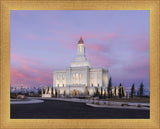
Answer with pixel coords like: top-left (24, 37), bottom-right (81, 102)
top-left (76, 73), bottom-right (79, 80)
top-left (79, 73), bottom-right (82, 80)
top-left (97, 74), bottom-right (100, 79)
top-left (73, 73), bottom-right (75, 79)
top-left (91, 74), bottom-right (94, 79)
top-left (79, 46), bottom-right (82, 52)
top-left (57, 75), bottom-right (59, 80)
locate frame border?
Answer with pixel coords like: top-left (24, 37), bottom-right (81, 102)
top-left (0, 0), bottom-right (160, 129)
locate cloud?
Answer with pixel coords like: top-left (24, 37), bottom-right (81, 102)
top-left (11, 65), bottom-right (53, 87)
top-left (61, 41), bottom-right (77, 50)
top-left (111, 57), bottom-right (150, 80)
top-left (73, 33), bottom-right (117, 40)
top-left (102, 33), bottom-right (117, 40)
top-left (24, 33), bottom-right (54, 41)
top-left (124, 33), bottom-right (150, 53)
top-left (132, 38), bottom-right (150, 52)
top-left (10, 54), bottom-right (54, 87)
top-left (58, 33), bottom-right (116, 51)
top-left (127, 58), bottom-right (150, 78)
top-left (11, 53), bottom-right (39, 66)
top-left (87, 52), bottom-right (111, 67)
top-left (86, 43), bottom-right (109, 53)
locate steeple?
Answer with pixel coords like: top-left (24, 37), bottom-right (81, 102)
top-left (70, 37), bottom-right (91, 68)
top-left (78, 37), bottom-right (84, 44)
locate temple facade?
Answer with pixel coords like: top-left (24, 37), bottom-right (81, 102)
top-left (42, 37), bottom-right (126, 97)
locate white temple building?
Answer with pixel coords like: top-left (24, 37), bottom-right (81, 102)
top-left (42, 37), bottom-right (126, 97)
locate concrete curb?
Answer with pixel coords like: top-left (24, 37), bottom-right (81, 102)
top-left (86, 103), bottom-right (150, 110)
top-left (10, 99), bottom-right (44, 104)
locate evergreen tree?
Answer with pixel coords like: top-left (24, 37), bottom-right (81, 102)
top-left (118, 83), bottom-right (122, 98)
top-left (107, 77), bottom-right (112, 98)
top-left (137, 91), bottom-right (139, 97)
top-left (103, 90), bottom-right (106, 99)
top-left (139, 82), bottom-right (144, 97)
top-left (47, 86), bottom-right (49, 94)
top-left (94, 87), bottom-right (100, 97)
top-left (114, 87), bottom-right (116, 97)
top-left (131, 83), bottom-right (135, 98)
top-left (51, 87), bottom-right (53, 94)
top-left (101, 87), bottom-right (103, 95)
top-left (122, 87), bottom-right (124, 97)
top-left (55, 89), bottom-right (57, 97)
top-left (38, 88), bottom-right (42, 95)
top-left (99, 87), bottom-right (103, 99)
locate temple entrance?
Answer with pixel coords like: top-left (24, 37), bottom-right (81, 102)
top-left (74, 90), bottom-right (76, 96)
top-left (71, 90), bottom-right (79, 96)
top-left (77, 90), bottom-right (79, 95)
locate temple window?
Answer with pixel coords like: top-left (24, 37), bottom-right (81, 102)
top-left (97, 74), bottom-right (100, 79)
top-left (57, 75), bottom-right (59, 80)
top-left (76, 73), bottom-right (79, 80)
top-left (73, 73), bottom-right (75, 79)
top-left (79, 46), bottom-right (82, 52)
top-left (79, 73), bottom-right (82, 80)
top-left (91, 74), bottom-right (94, 79)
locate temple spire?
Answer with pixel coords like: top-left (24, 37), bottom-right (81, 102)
top-left (78, 37), bottom-right (84, 44)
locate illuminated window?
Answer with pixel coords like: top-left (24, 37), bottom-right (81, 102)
top-left (73, 73), bottom-right (75, 79)
top-left (79, 46), bottom-right (82, 52)
top-left (57, 75), bottom-right (59, 80)
top-left (97, 74), bottom-right (100, 79)
top-left (76, 73), bottom-right (79, 80)
top-left (91, 74), bottom-right (94, 79)
top-left (90, 74), bottom-right (92, 79)
top-left (79, 73), bottom-right (82, 80)
top-left (63, 75), bottom-right (65, 80)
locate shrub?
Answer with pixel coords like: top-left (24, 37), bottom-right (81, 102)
top-left (121, 104), bottom-right (129, 106)
top-left (95, 102), bottom-right (99, 105)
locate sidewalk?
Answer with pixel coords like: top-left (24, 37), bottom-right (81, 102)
top-left (11, 99), bottom-right (44, 104)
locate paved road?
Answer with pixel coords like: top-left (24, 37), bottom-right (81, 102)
top-left (10, 100), bottom-right (150, 119)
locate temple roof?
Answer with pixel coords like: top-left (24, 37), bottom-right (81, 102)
top-left (78, 37), bottom-right (84, 44)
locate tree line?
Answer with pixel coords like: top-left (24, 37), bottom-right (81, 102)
top-left (94, 77), bottom-right (145, 99)
top-left (130, 82), bottom-right (144, 98)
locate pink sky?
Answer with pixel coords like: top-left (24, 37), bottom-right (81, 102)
top-left (10, 10), bottom-right (150, 89)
